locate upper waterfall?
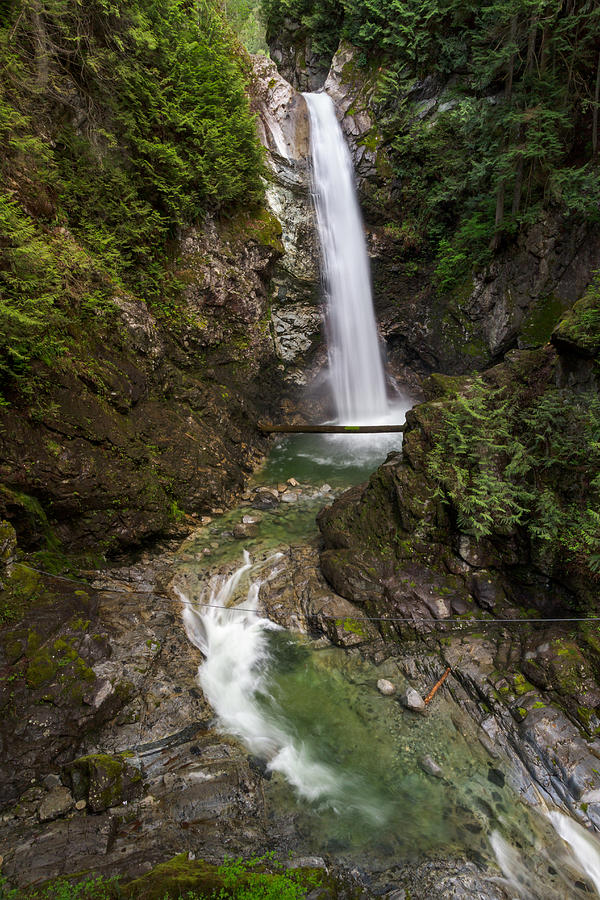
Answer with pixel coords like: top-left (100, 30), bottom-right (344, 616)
top-left (303, 91), bottom-right (388, 425)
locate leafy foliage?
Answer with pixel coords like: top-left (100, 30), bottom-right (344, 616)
top-left (210, 854), bottom-right (321, 898)
top-left (0, 0), bottom-right (263, 398)
top-left (224, 0), bottom-right (268, 54)
top-left (427, 375), bottom-right (600, 579)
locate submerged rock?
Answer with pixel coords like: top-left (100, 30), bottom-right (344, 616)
top-left (233, 523), bottom-right (259, 540)
top-left (420, 756), bottom-right (443, 779)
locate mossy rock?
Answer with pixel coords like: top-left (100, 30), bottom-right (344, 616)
top-left (122, 854), bottom-right (333, 900)
top-left (219, 205), bottom-right (284, 254)
top-left (422, 373), bottom-right (471, 402)
top-left (123, 855), bottom-right (223, 899)
top-left (520, 293), bottom-right (571, 349)
top-left (0, 519), bottom-right (17, 573)
top-left (65, 752), bottom-right (143, 812)
top-left (0, 561), bottom-right (41, 625)
top-left (553, 277), bottom-right (600, 358)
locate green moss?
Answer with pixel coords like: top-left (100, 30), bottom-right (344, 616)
top-left (0, 562), bottom-right (41, 623)
top-left (520, 294), bottom-right (570, 348)
top-left (220, 205), bottom-right (283, 254)
top-left (335, 617), bottom-right (369, 638)
top-left (423, 373), bottom-right (470, 401)
top-left (26, 646), bottom-right (58, 688)
top-left (554, 275), bottom-right (600, 357)
top-left (512, 673), bottom-right (535, 696)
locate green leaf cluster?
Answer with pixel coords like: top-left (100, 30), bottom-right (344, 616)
top-left (427, 374), bottom-right (600, 580)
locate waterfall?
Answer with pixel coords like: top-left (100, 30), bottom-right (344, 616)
top-left (178, 553), bottom-right (385, 822)
top-left (304, 91), bottom-right (389, 425)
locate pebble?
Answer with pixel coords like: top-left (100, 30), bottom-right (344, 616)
top-left (233, 523), bottom-right (259, 539)
top-left (420, 755), bottom-right (443, 778)
top-left (400, 687), bottom-right (426, 712)
top-left (320, 483), bottom-right (332, 493)
top-left (75, 799), bottom-right (86, 811)
top-left (287, 477), bottom-right (300, 487)
top-left (242, 515), bottom-right (261, 525)
top-left (277, 483), bottom-right (287, 493)
top-left (377, 678), bottom-right (396, 696)
top-left (280, 492), bottom-right (298, 504)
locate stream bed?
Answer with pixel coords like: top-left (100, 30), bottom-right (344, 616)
top-left (170, 431), bottom-right (600, 899)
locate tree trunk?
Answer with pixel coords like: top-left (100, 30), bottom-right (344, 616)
top-left (593, 49), bottom-right (600, 159)
top-left (29, 0), bottom-right (49, 90)
top-left (513, 16), bottom-right (538, 218)
top-left (491, 15), bottom-right (517, 251)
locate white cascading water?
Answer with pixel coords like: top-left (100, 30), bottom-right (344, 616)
top-left (178, 553), bottom-right (384, 821)
top-left (304, 91), bottom-right (389, 425)
top-left (548, 811), bottom-right (600, 894)
top-left (491, 811), bottom-right (600, 898)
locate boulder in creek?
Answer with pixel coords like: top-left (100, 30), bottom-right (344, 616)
top-left (400, 688), bottom-right (426, 713)
top-left (377, 679), bottom-right (396, 696)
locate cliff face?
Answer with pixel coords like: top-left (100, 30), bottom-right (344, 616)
top-left (0, 40), bottom-right (327, 559)
top-left (0, 212), bottom-right (285, 556)
top-left (250, 55), bottom-right (324, 387)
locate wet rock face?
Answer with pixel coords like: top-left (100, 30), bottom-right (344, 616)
top-left (373, 212), bottom-right (600, 383)
top-left (267, 20), bottom-right (331, 92)
top-left (250, 55), bottom-right (323, 384)
top-left (324, 41), bottom-right (396, 218)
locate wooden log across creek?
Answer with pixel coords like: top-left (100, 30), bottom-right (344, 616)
top-left (259, 422), bottom-right (406, 434)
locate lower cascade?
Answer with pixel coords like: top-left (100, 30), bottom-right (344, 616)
top-left (179, 552), bottom-right (384, 821)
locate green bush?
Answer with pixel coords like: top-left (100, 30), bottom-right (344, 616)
top-left (0, 0), bottom-right (264, 398)
top-left (427, 375), bottom-right (600, 580)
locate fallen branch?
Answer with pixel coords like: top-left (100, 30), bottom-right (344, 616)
top-left (258, 422), bottom-right (405, 434)
top-left (423, 667), bottom-right (451, 705)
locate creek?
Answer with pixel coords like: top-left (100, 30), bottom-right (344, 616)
top-left (171, 434), bottom-right (600, 899)
top-left (169, 91), bottom-right (600, 897)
